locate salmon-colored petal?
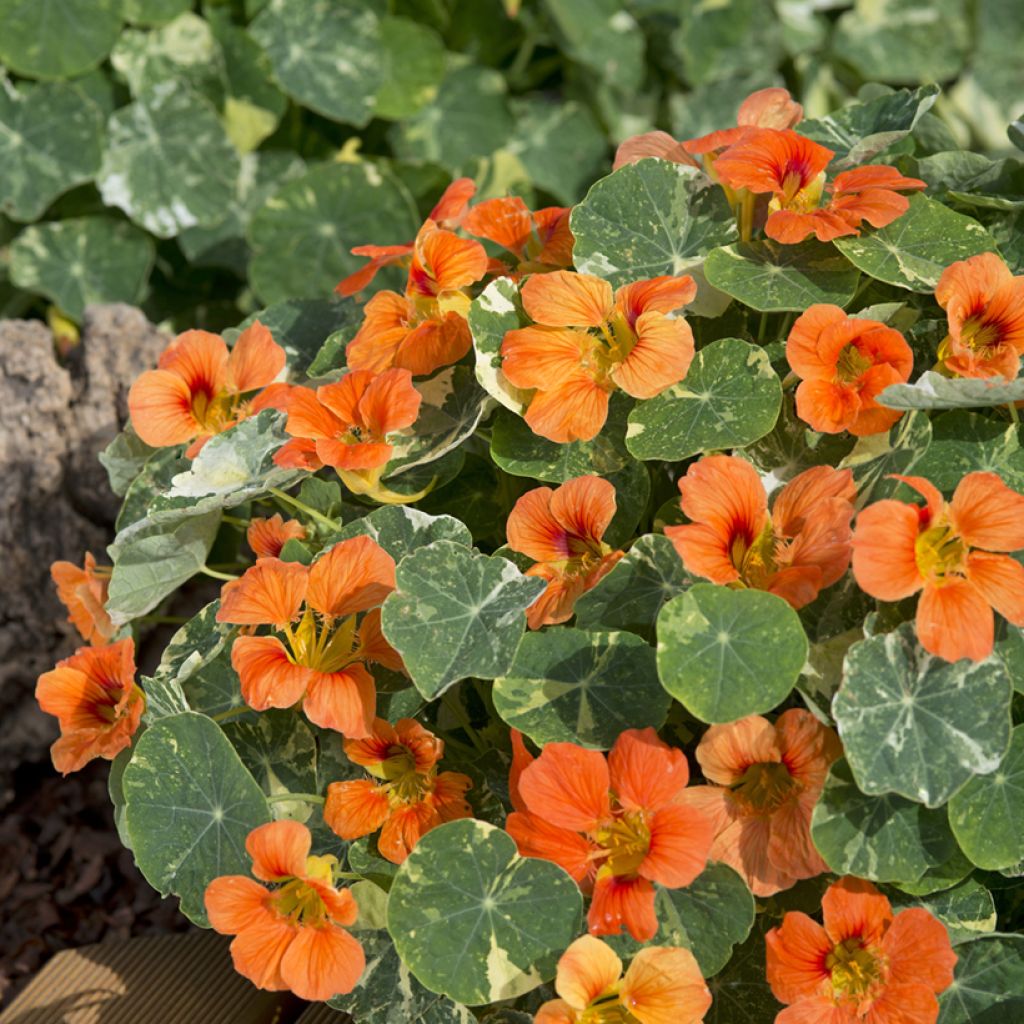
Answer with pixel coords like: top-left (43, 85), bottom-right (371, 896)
top-left (246, 819), bottom-right (310, 881)
top-left (356, 608), bottom-right (405, 671)
top-left (683, 125), bottom-right (749, 156)
top-left (343, 716), bottom-right (399, 769)
top-left (696, 716), bottom-right (780, 785)
top-left (228, 320), bottom-right (286, 394)
top-left (677, 455), bottom-right (767, 541)
top-left (400, 312), bottom-right (474, 376)
top-left (664, 522), bottom-right (738, 584)
top-left (283, 385), bottom-right (347, 441)
top-left (521, 270), bottom-right (613, 327)
top-left (615, 275), bottom-right (698, 324)
top-left (128, 368), bottom-right (201, 447)
top-left (950, 472), bottom-right (1024, 551)
top-left (588, 874), bottom-right (657, 941)
top-left (205, 876), bottom-right (273, 934)
top-left (851, 501), bottom-right (923, 601)
top-left (917, 579), bottom-right (994, 662)
top-left (218, 559), bottom-right (308, 626)
top-left (534, 207), bottom-right (575, 267)
top-left (554, 934), bottom-right (622, 1010)
top-left (620, 946), bottom-right (712, 1024)
top-left (831, 166), bottom-right (926, 197)
top-left (524, 570), bottom-right (587, 630)
top-left (501, 325), bottom-right (592, 390)
top-left (890, 474), bottom-right (945, 522)
top-left (524, 373), bottom-right (612, 444)
top-left (158, 330), bottom-right (229, 395)
top-left (767, 794), bottom-right (830, 884)
top-left (247, 515), bottom-right (306, 560)
top-left (609, 727), bottom-right (690, 811)
top-left (336, 244), bottom-right (414, 297)
top-left (509, 729), bottom-right (535, 814)
top-left (355, 367), bottom-right (421, 437)
top-left (279, 924), bottom-right (365, 1002)
top-left (882, 908), bottom-right (956, 993)
top-left (228, 913), bottom-right (296, 992)
top-left (519, 743), bottom-right (611, 832)
top-left (35, 659), bottom-right (108, 731)
top-left (864, 983), bottom-right (941, 1024)
top-left (306, 536), bottom-right (396, 618)
top-left (50, 554), bottom-right (114, 646)
top-left (612, 312), bottom-right (695, 399)
top-left (429, 177), bottom-right (476, 228)
top-left (821, 876), bottom-right (892, 946)
top-left (829, 188), bottom-right (911, 231)
top-left (765, 913), bottom-right (833, 1004)
top-left (968, 551), bottom-right (1024, 626)
top-left (379, 801), bottom-right (439, 864)
top-left (720, 813), bottom-right (797, 897)
top-left (640, 803), bottom-right (713, 888)
top-left (766, 208), bottom-right (858, 244)
top-left (302, 664), bottom-right (376, 737)
top-left (776, 998), bottom-right (850, 1024)
top-left (781, 497), bottom-right (855, 593)
top-left (936, 251), bottom-right (1012, 313)
top-left (463, 195), bottom-right (534, 255)
top-left (507, 487), bottom-right (566, 562)
top-left (550, 475), bottom-right (617, 545)
top-left (274, 437), bottom-right (323, 471)
top-left (408, 225), bottom-right (488, 296)
top-left (679, 788), bottom-right (741, 852)
top-left (766, 565), bottom-right (823, 610)
top-left (231, 635), bottom-right (311, 711)
top-left (614, 130), bottom-right (697, 169)
top-left (315, 438), bottom-right (392, 471)
top-left (505, 811), bottom-right (594, 882)
top-left (775, 708), bottom-right (842, 787)
top-left (773, 466), bottom-right (856, 539)
top-left (714, 129), bottom-right (833, 197)
top-left (323, 779), bottom-right (390, 841)
top-left (738, 87), bottom-right (803, 130)
top-left (794, 379), bottom-right (862, 434)
top-left (431, 771), bottom-right (473, 823)
top-left (346, 292), bottom-right (413, 373)
top-left (786, 305), bottom-right (850, 380)
top-left (534, 999), bottom-right (578, 1024)
top-left (316, 372), bottom-right (372, 426)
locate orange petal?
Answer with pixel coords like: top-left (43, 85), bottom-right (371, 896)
top-left (620, 946), bottom-right (712, 1024)
top-left (429, 177), bottom-right (476, 228)
top-left (773, 466), bottom-right (856, 539)
top-left (663, 522), bottom-right (738, 584)
top-left (550, 475), bottom-right (617, 546)
top-left (786, 304), bottom-right (850, 381)
top-left (336, 244), bottom-right (414, 298)
top-left (463, 195), bottom-right (534, 255)
top-left (505, 811), bottom-right (595, 882)
top-left (50, 554), bottom-right (114, 646)
top-left (158, 329), bottom-right (229, 395)
top-left (968, 551), bottom-right (1024, 626)
top-left (525, 569), bottom-right (588, 630)
top-left (519, 743), bottom-right (611, 832)
top-left (358, 367), bottom-right (422, 437)
top-left (501, 325), bottom-right (592, 390)
top-left (609, 727), bottom-right (690, 811)
top-left (127, 368), bottom-right (200, 447)
top-left (554, 934), bottom-right (622, 1011)
top-left (775, 708), bottom-right (841, 787)
top-left (588, 874), bottom-right (657, 941)
top-left (829, 188), bottom-right (911, 232)
top-left (303, 663), bottom-right (376, 737)
top-left (677, 454), bottom-right (767, 541)
top-left (311, 881), bottom-right (359, 928)
top-left (851, 501), bottom-right (923, 601)
top-left (431, 771), bottom-right (473, 823)
top-left (640, 803), bottom-right (713, 888)
top-left (507, 486), bottom-right (567, 562)
top-left (882, 908), bottom-right (956, 993)
top-left (323, 779), bottom-right (390, 841)
top-left (765, 912), bottom-right (833, 1004)
top-left (356, 608), bottom-right (405, 671)
top-left (738, 87), bottom-right (803, 130)
top-left (231, 635), bottom-right (311, 711)
top-left (775, 997), bottom-right (849, 1024)
top-left (524, 373), bottom-right (612, 444)
top-left (36, 639), bottom-right (134, 730)
top-left (278, 923), bottom-right (365, 1002)
top-left (695, 716), bottom-right (780, 785)
top-left (409, 224), bottom-right (488, 295)
top-left (534, 999), bottom-right (579, 1024)
top-left (228, 913), bottom-right (296, 992)
top-left (950, 471), bottom-right (1024, 551)
top-left (936, 251), bottom-right (1012, 314)
top-left (713, 128), bottom-right (833, 197)
top-left (613, 130), bottom-right (697, 169)
top-left (346, 291), bottom-right (413, 373)
top-left (862, 983), bottom-right (941, 1024)
top-left (306, 536), bottom-right (396, 618)
top-left (767, 794), bottom-right (830, 886)
top-left (917, 579), bottom-right (994, 662)
top-left (831, 166), bottom-right (926, 196)
top-left (205, 875), bottom-right (272, 935)
top-left (534, 207), bottom-right (575, 267)
top-left (228, 320), bottom-right (286, 394)
top-left (247, 515), bottom-right (306, 560)
top-left (274, 437), bottom-right (323, 471)
top-left (247, 819), bottom-right (310, 881)
top-left (614, 275), bottom-right (697, 324)
top-left (395, 311), bottom-right (473, 377)
top-left (379, 801), bottom-right (439, 864)
top-left (521, 270), bottom-right (613, 328)
top-left (344, 716), bottom-right (400, 769)
top-left (217, 559), bottom-right (308, 626)
top-left (509, 728), bottom-right (535, 814)
top-left (316, 372), bottom-right (373, 427)
top-left (612, 312), bottom-right (695, 400)
top-left (794, 378), bottom-right (862, 434)
top-left (765, 208), bottom-right (858, 244)
top-left (282, 385), bottom-right (345, 441)
top-left (821, 876), bottom-right (892, 946)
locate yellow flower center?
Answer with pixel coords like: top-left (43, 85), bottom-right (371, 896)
top-left (835, 343), bottom-right (874, 383)
top-left (286, 607), bottom-right (358, 674)
top-left (581, 997), bottom-right (638, 1024)
top-left (827, 938), bottom-right (886, 1000)
top-left (272, 854), bottom-right (338, 926)
top-left (595, 809), bottom-right (651, 877)
top-left (732, 521), bottom-right (778, 590)
top-left (914, 524), bottom-right (967, 582)
top-left (774, 169), bottom-right (826, 212)
top-left (190, 388), bottom-right (237, 434)
top-left (734, 761), bottom-right (798, 814)
top-left (960, 316), bottom-right (1001, 353)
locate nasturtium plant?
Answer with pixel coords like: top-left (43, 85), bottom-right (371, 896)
top-left (28, 25), bottom-right (1024, 1022)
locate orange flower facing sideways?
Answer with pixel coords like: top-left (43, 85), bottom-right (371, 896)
top-left (216, 536), bottom-right (400, 737)
top-left (535, 934), bottom-right (711, 1024)
top-left (665, 456), bottom-right (856, 610)
top-left (463, 195), bottom-right (574, 277)
top-left (205, 820), bottom-right (365, 1002)
top-left (35, 638), bottom-right (144, 775)
top-left (335, 176), bottom-right (476, 297)
top-left (766, 876), bottom-right (956, 1023)
top-left (345, 220), bottom-right (489, 377)
top-left (50, 552), bottom-right (114, 645)
top-left (935, 252), bottom-right (1024, 379)
top-left (505, 475), bottom-right (624, 629)
top-left (501, 270), bottom-right (697, 442)
top-left (786, 305), bottom-right (914, 436)
top-left (684, 87), bottom-right (804, 158)
top-left (323, 717), bottom-right (473, 863)
top-left (247, 515), bottom-right (307, 560)
top-left (852, 471), bottom-right (1024, 662)
top-left (128, 321), bottom-right (286, 456)
top-left (684, 711), bottom-right (841, 897)
top-left (713, 129), bottom-right (925, 244)
top-left (506, 728), bottom-right (714, 942)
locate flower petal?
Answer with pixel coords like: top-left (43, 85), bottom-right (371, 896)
top-left (230, 635), bottom-right (311, 711)
top-left (524, 374), bottom-right (611, 443)
top-left (218, 559), bottom-right (308, 626)
top-left (612, 312), bottom-right (695, 399)
top-left (695, 716), bottom-right (780, 785)
top-left (521, 270), bottom-right (613, 327)
top-left (302, 664), bottom-right (376, 737)
top-left (247, 819), bottom-right (311, 881)
top-left (519, 743), bottom-right (611, 832)
top-left (505, 811), bottom-right (594, 882)
top-left (278, 923), bottom-right (365, 1002)
top-left (589, 874), bottom-right (657, 941)
top-left (306, 536), bottom-right (396, 618)
top-left (128, 368), bottom-right (200, 447)
top-left (507, 486), bottom-right (567, 562)
top-left (620, 946), bottom-right (712, 1024)
top-left (501, 325), bottom-right (593, 390)
top-left (609, 727), bottom-right (691, 811)
top-left (550, 475), bottom-right (617, 546)
top-left (851, 500), bottom-right (923, 601)
top-left (554, 934), bottom-right (622, 1011)
top-left (950, 471), bottom-right (1024, 551)
top-left (821, 876), bottom-right (892, 946)
top-left (358, 367), bottom-right (422, 437)
top-left (228, 319), bottom-right (286, 393)
top-left (640, 803), bottom-right (714, 888)
top-left (323, 779), bottom-right (390, 841)
top-left (205, 875), bottom-right (272, 934)
top-left (765, 912), bottom-right (833, 1004)
top-left (882, 908), bottom-right (957, 994)
top-left (967, 551), bottom-right (1024, 626)
top-left (917, 579), bottom-right (994, 663)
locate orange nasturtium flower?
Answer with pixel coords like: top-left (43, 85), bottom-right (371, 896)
top-left (128, 321), bottom-right (287, 456)
top-left (335, 177), bottom-right (476, 297)
top-left (50, 552), bottom-right (114, 645)
top-left (935, 252), bottom-right (1024, 379)
top-left (766, 876), bottom-right (956, 1024)
top-left (35, 638), bottom-right (144, 775)
top-left (684, 87), bottom-right (804, 158)
top-left (323, 717), bottom-right (473, 863)
top-left (535, 934), bottom-right (711, 1024)
top-left (345, 221), bottom-right (489, 377)
top-left (247, 515), bottom-right (307, 560)
top-left (463, 195), bottom-right (574, 277)
top-left (683, 710), bottom-right (841, 897)
top-left (665, 456), bottom-right (856, 610)
top-left (216, 536), bottom-right (399, 737)
top-left (501, 270), bottom-right (697, 442)
top-left (713, 129), bottom-right (925, 244)
top-left (507, 728), bottom-right (714, 941)
top-left (205, 820), bottom-right (365, 1002)
top-left (505, 475), bottom-right (624, 629)
top-left (786, 304), bottom-right (914, 436)
top-left (852, 471), bottom-right (1024, 662)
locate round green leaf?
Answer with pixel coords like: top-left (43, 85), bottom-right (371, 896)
top-left (381, 541), bottom-right (546, 699)
top-left (247, 162), bottom-right (418, 304)
top-left (9, 217), bottom-right (155, 320)
top-left (833, 623), bottom-right (1013, 808)
top-left (834, 194), bottom-right (997, 293)
top-left (894, 846), bottom-right (975, 897)
top-left (250, 0), bottom-right (384, 127)
top-left (706, 925), bottom-right (782, 1024)
top-left (890, 878), bottom-right (997, 946)
top-left (545, 0), bottom-right (644, 90)
top-left (703, 240), bottom-right (860, 312)
top-left (626, 338), bottom-right (782, 462)
top-left (656, 584), bottom-right (808, 723)
top-left (937, 935), bottom-right (1024, 1023)
top-left (386, 819), bottom-right (583, 1006)
top-left (222, 708), bottom-right (318, 806)
top-left (122, 712), bottom-right (271, 925)
top-left (375, 16), bottom-right (446, 121)
top-left (948, 725), bottom-right (1024, 870)
top-left (123, 0), bottom-right (191, 25)
top-left (98, 85), bottom-right (241, 239)
top-left (494, 628), bottom-right (669, 748)
top-left (334, 505), bottom-right (472, 563)
top-left (570, 158), bottom-right (737, 288)
top-left (0, 78), bottom-right (105, 222)
top-left (0, 0), bottom-right (121, 79)
top-left (810, 760), bottom-right (956, 883)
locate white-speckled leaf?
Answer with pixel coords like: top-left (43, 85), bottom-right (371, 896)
top-left (333, 505), bottom-right (472, 563)
top-left (878, 370), bottom-right (1024, 411)
top-left (468, 277), bottom-right (532, 415)
top-left (891, 878), bottom-right (997, 946)
top-left (841, 410), bottom-right (932, 505)
top-left (375, 16), bottom-right (446, 122)
top-left (0, 0), bottom-right (121, 79)
top-left (936, 934), bottom-right (1024, 1022)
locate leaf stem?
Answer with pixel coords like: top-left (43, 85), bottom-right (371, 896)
top-left (757, 310), bottom-right (769, 342)
top-left (1009, 402), bottom-right (1020, 426)
top-left (211, 705), bottom-right (253, 723)
top-left (440, 688), bottom-right (488, 756)
top-left (266, 792), bottom-right (325, 806)
top-left (269, 487), bottom-right (339, 530)
top-left (200, 566), bottom-right (239, 581)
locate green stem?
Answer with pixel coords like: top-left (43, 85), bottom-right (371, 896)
top-left (266, 792), bottom-right (325, 806)
top-left (222, 514), bottom-right (249, 528)
top-left (1009, 402), bottom-right (1020, 426)
top-left (757, 310), bottom-right (769, 342)
top-left (269, 487), bottom-right (339, 530)
top-left (441, 689), bottom-right (488, 755)
top-left (211, 705), bottom-right (253, 723)
top-left (200, 566), bottom-right (239, 581)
